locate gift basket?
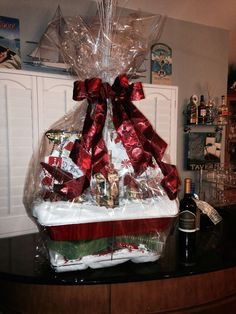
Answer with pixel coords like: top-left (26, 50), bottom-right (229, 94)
top-left (23, 0), bottom-right (180, 272)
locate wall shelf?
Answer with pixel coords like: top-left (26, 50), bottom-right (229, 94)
top-left (184, 124), bottom-right (224, 133)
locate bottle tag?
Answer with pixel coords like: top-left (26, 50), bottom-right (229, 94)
top-left (193, 199), bottom-right (222, 225)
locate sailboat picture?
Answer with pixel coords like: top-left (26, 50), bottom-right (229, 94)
top-left (27, 6), bottom-right (69, 71)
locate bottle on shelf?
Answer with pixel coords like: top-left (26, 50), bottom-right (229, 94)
top-left (178, 178), bottom-right (197, 266)
top-left (217, 95), bottom-right (229, 125)
top-left (198, 95), bottom-right (207, 124)
top-left (186, 95), bottom-right (198, 125)
top-left (206, 98), bottom-right (216, 125)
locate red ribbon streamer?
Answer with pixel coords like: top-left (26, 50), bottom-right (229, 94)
top-left (70, 74), bottom-right (180, 200)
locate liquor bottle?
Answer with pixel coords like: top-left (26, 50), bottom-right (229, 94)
top-left (217, 95), bottom-right (229, 125)
top-left (198, 95), bottom-right (207, 124)
top-left (186, 95), bottom-right (198, 124)
top-left (178, 178), bottom-right (197, 266)
top-left (206, 98), bottom-right (216, 125)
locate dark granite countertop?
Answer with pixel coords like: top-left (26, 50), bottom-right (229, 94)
top-left (0, 205), bottom-right (236, 286)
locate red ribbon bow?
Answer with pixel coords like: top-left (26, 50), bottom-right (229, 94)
top-left (67, 74), bottom-right (180, 200)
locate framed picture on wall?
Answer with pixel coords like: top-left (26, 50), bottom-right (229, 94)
top-left (151, 43), bottom-right (172, 85)
top-left (186, 132), bottom-right (221, 170)
top-left (0, 16), bottom-right (21, 69)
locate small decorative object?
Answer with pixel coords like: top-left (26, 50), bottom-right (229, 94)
top-left (151, 43), bottom-right (172, 85)
top-left (0, 16), bottom-right (21, 69)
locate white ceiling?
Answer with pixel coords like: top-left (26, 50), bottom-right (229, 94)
top-left (123, 0), bottom-right (236, 64)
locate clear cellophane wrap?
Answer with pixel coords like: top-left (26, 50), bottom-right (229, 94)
top-left (23, 0), bottom-right (180, 272)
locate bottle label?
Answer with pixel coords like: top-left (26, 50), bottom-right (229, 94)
top-left (178, 210), bottom-right (197, 232)
top-left (189, 114), bottom-right (196, 124)
top-left (200, 108), bottom-right (206, 117)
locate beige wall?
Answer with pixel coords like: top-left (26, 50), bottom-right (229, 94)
top-left (159, 17), bottom-right (228, 191)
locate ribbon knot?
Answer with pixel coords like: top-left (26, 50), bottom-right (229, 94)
top-left (73, 78), bottom-right (115, 102)
top-left (73, 74), bottom-right (145, 104)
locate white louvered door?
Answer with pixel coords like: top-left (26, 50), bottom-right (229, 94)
top-left (0, 71), bottom-right (38, 237)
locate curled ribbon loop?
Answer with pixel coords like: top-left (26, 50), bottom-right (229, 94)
top-left (71, 74), bottom-right (180, 200)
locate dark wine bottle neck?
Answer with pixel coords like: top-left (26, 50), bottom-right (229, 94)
top-left (184, 192), bottom-right (192, 197)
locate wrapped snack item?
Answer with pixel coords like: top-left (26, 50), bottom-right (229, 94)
top-left (23, 0), bottom-right (180, 271)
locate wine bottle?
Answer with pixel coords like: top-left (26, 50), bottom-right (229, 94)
top-left (206, 98), bottom-right (216, 125)
top-left (178, 178), bottom-right (197, 266)
top-left (217, 95), bottom-right (228, 125)
top-left (198, 95), bottom-right (207, 124)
